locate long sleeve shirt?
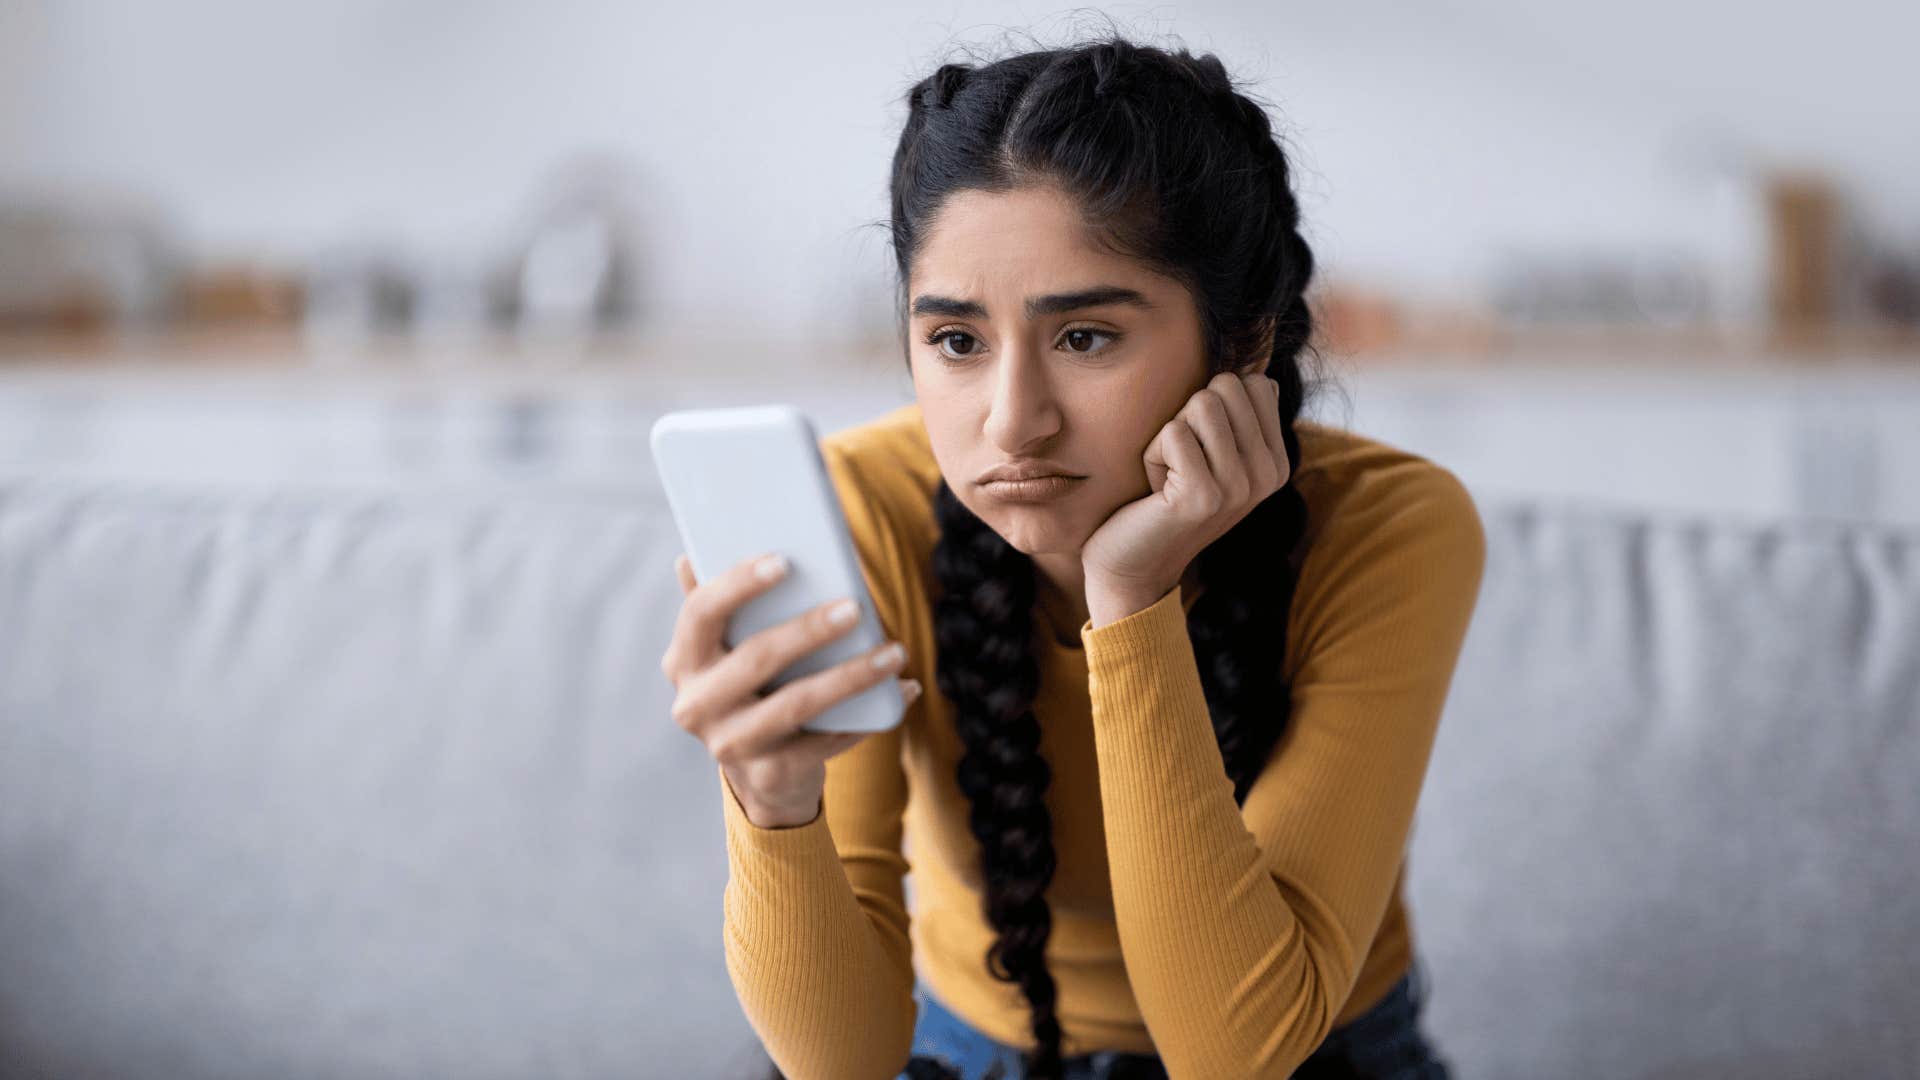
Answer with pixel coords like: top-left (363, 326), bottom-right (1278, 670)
top-left (716, 400), bottom-right (1486, 1079)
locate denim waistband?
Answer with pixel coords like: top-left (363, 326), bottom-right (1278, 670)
top-left (896, 955), bottom-right (1449, 1080)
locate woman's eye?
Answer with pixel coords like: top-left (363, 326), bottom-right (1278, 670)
top-left (1062, 328), bottom-right (1115, 353)
top-left (932, 332), bottom-right (980, 360)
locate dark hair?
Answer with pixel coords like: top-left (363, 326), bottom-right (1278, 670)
top-left (761, 29), bottom-right (1319, 1080)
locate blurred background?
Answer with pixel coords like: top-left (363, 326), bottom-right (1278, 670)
top-left (2, 2), bottom-right (1917, 1078)
top-left (4, 1), bottom-right (1920, 508)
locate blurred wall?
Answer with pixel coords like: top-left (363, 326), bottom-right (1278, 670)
top-left (2, 0), bottom-right (1915, 339)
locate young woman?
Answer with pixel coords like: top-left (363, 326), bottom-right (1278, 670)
top-left (661, 35), bottom-right (1483, 1080)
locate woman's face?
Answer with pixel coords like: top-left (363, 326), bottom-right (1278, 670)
top-left (906, 183), bottom-right (1218, 560)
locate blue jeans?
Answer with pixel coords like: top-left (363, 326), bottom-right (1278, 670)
top-left (895, 955), bottom-right (1452, 1079)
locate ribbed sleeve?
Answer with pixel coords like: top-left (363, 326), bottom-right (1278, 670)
top-left (717, 737), bottom-right (917, 1080)
top-left (1079, 467), bottom-right (1487, 1078)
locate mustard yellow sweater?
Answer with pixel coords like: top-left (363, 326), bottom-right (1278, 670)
top-left (717, 401), bottom-right (1486, 1079)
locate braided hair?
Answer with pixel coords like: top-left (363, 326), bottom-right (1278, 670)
top-left (899, 34), bottom-right (1317, 1080)
top-left (760, 31), bottom-right (1320, 1080)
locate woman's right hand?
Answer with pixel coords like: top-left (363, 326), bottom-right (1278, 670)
top-left (660, 551), bottom-right (920, 829)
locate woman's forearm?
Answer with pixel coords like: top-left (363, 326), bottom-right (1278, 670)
top-left (717, 766), bottom-right (918, 1080)
top-left (1081, 589), bottom-right (1352, 1078)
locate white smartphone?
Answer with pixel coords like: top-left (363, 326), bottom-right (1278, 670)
top-left (649, 403), bottom-right (904, 735)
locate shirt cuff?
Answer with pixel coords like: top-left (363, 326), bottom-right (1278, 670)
top-left (1078, 580), bottom-right (1186, 655)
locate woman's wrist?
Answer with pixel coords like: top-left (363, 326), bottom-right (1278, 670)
top-left (744, 797), bottom-right (822, 830)
top-left (720, 765), bottom-right (823, 830)
top-left (740, 783), bottom-right (825, 830)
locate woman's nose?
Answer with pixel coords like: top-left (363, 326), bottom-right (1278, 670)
top-left (984, 342), bottom-right (1061, 449)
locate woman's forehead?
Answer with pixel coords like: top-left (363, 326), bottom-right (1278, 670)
top-left (909, 189), bottom-right (1177, 308)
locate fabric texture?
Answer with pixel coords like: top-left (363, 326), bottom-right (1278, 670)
top-left (719, 402), bottom-right (1486, 1079)
top-left (897, 959), bottom-right (1451, 1079)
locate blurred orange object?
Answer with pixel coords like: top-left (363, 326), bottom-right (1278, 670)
top-left (180, 264), bottom-right (304, 328)
top-left (1766, 172), bottom-right (1838, 348)
top-left (1315, 283), bottom-right (1404, 354)
top-left (0, 284), bottom-right (112, 336)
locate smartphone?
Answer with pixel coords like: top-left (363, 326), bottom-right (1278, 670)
top-left (649, 403), bottom-right (903, 735)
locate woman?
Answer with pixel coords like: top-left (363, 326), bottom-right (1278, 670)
top-left (661, 34), bottom-right (1483, 1080)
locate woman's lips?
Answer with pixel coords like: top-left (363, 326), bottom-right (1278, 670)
top-left (980, 475), bottom-right (1084, 501)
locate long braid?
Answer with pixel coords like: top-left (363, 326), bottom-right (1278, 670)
top-left (913, 39), bottom-right (1318, 1080)
top-left (1189, 56), bottom-right (1318, 801)
top-left (930, 478), bottom-right (1065, 1077)
top-left (755, 32), bottom-right (1323, 1080)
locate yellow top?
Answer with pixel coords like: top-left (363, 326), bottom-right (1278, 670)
top-left (716, 401), bottom-right (1486, 1079)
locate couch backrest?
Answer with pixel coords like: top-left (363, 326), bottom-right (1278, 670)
top-left (1413, 500), bottom-right (1919, 1077)
top-left (1, 480), bottom-right (1914, 1078)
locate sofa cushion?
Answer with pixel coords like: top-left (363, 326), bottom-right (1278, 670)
top-left (1, 481), bottom-right (1914, 1077)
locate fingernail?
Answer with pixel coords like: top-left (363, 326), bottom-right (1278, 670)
top-left (901, 678), bottom-right (922, 703)
top-left (755, 554), bottom-right (788, 581)
top-left (871, 642), bottom-right (905, 670)
top-left (828, 598), bottom-right (858, 625)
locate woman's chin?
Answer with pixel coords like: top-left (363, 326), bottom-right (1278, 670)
top-left (991, 518), bottom-right (1092, 558)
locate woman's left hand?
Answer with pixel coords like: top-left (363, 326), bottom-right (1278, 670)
top-left (1080, 371), bottom-right (1292, 617)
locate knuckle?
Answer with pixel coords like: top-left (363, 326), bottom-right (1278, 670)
top-left (832, 663), bottom-right (867, 695)
top-left (681, 589), bottom-right (713, 629)
top-left (799, 619), bottom-right (838, 658)
top-left (669, 693), bottom-right (702, 732)
top-left (756, 634), bottom-right (801, 684)
top-left (854, 667), bottom-right (890, 697)
top-left (731, 632), bottom-right (772, 677)
top-left (772, 682), bottom-right (816, 726)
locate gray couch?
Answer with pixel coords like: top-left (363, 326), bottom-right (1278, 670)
top-left (2, 376), bottom-right (1916, 1078)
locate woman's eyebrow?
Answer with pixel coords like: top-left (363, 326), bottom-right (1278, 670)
top-left (910, 286), bottom-right (1154, 320)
